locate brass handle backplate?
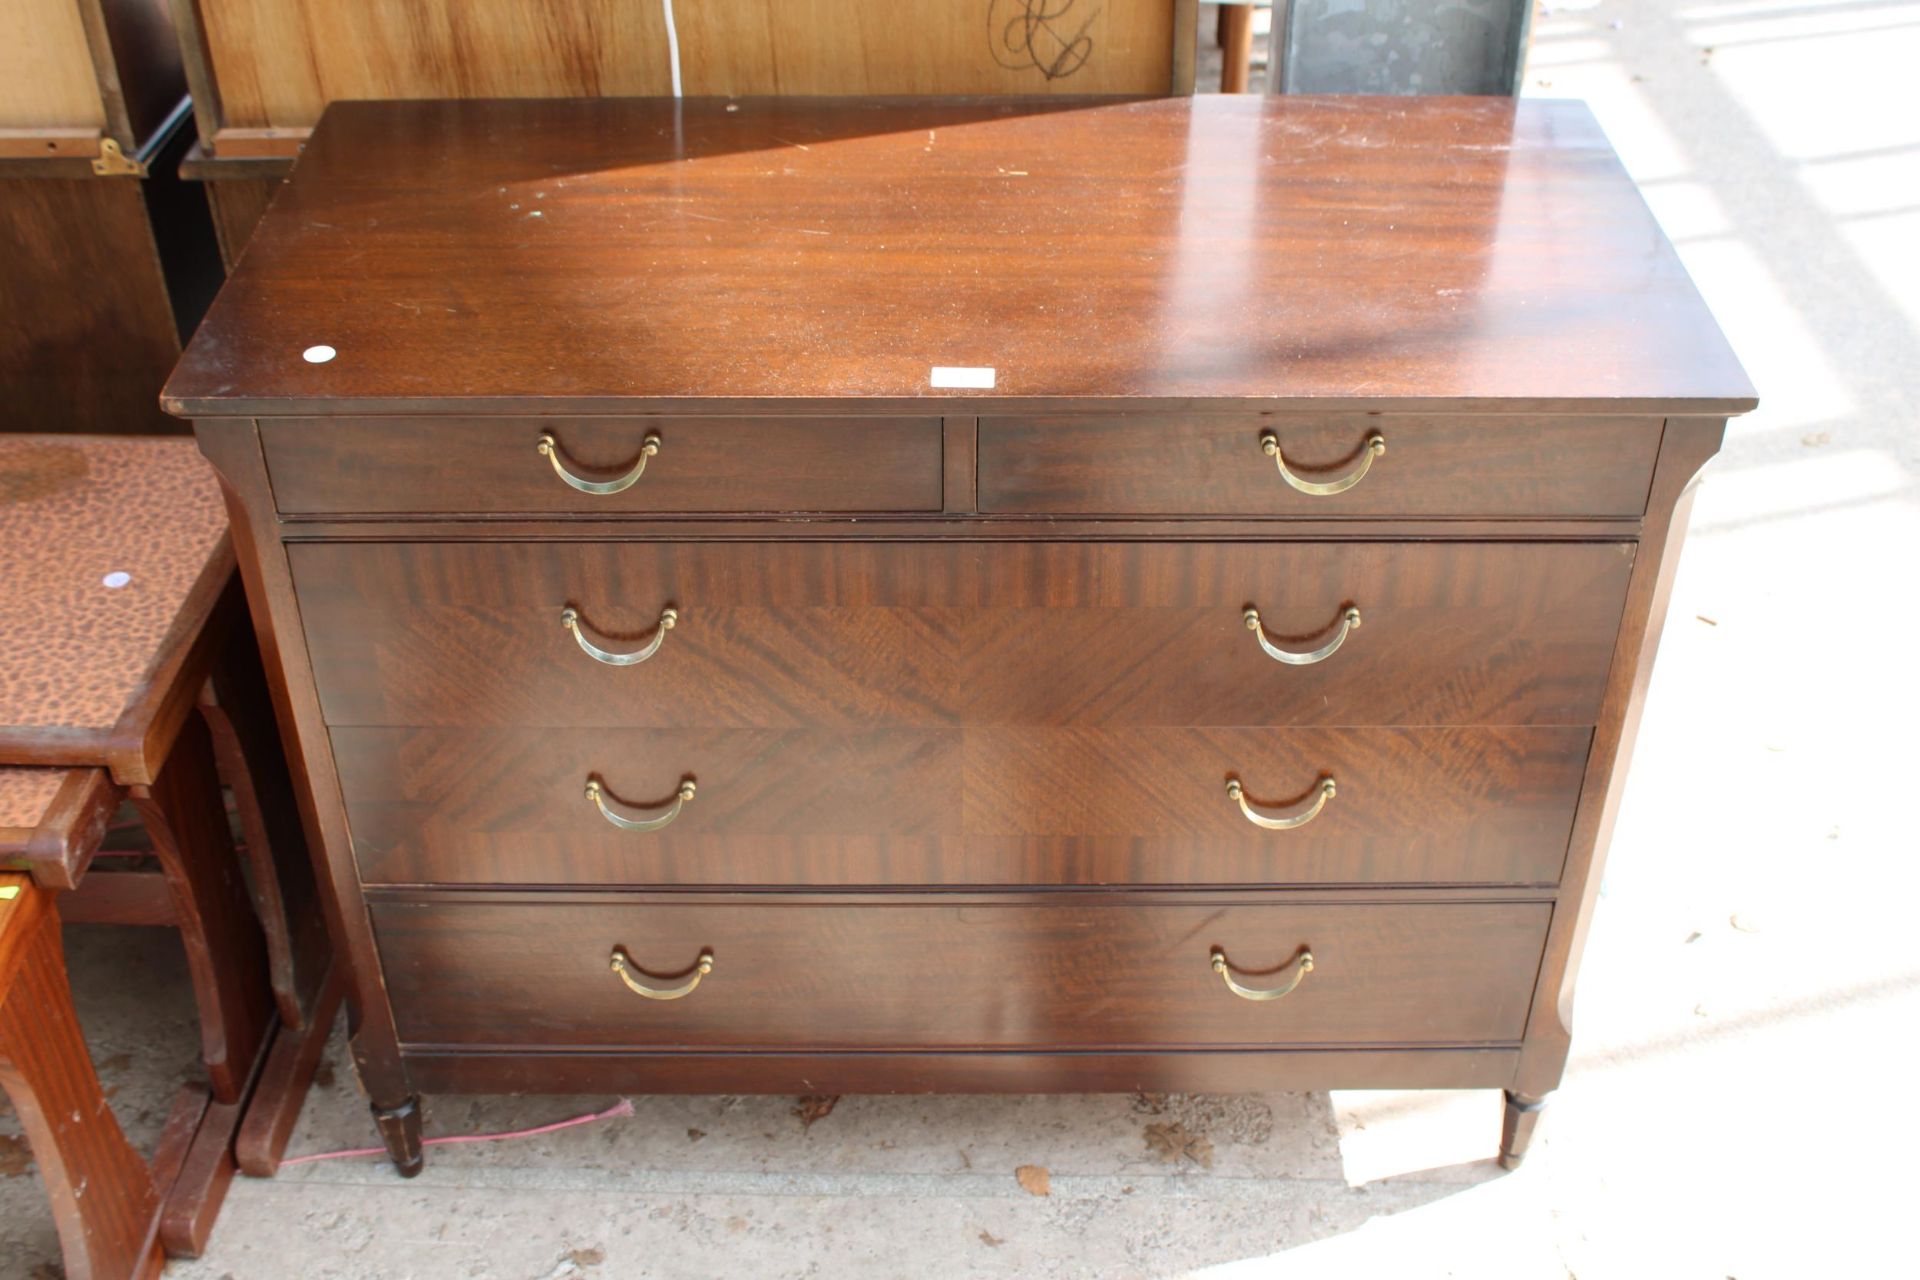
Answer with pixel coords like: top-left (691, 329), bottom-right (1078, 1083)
top-left (562, 606), bottom-right (677, 666)
top-left (1260, 431), bottom-right (1385, 496)
top-left (1244, 606), bottom-right (1361, 665)
top-left (538, 431), bottom-right (661, 494)
top-left (610, 947), bottom-right (713, 1000)
top-left (1211, 947), bottom-right (1314, 1001)
top-left (585, 778), bottom-right (696, 832)
top-left (1227, 777), bottom-right (1336, 831)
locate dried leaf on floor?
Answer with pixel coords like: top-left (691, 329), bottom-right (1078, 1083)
top-left (979, 1229), bottom-right (1006, 1247)
top-left (687, 1127), bottom-right (706, 1142)
top-left (1144, 1121), bottom-right (1215, 1168)
top-left (1015, 1164), bottom-right (1051, 1196)
top-left (794, 1095), bottom-right (840, 1129)
top-left (1131, 1092), bottom-right (1168, 1115)
top-left (0, 1134), bottom-right (34, 1177)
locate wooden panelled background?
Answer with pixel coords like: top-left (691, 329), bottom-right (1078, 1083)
top-left (189, 0), bottom-right (1186, 155)
top-left (0, 0), bottom-right (108, 133)
top-left (0, 0), bottom-right (214, 434)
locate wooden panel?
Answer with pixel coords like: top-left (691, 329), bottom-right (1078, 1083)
top-left (261, 417), bottom-right (945, 515)
top-left (204, 176), bottom-right (277, 268)
top-left (373, 896), bottom-right (1551, 1048)
top-left (406, 1046), bottom-right (1521, 1096)
top-left (978, 415), bottom-right (1663, 518)
top-left (163, 98), bottom-right (1757, 419)
top-left (290, 540), bottom-right (1633, 729)
top-left (336, 724), bottom-right (1587, 888)
top-left (98, 0), bottom-right (187, 148)
top-left (195, 0), bottom-right (1174, 135)
top-left (0, 177), bottom-right (179, 434)
top-left (0, 0), bottom-right (107, 132)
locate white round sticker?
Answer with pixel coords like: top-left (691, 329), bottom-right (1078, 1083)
top-left (303, 345), bottom-right (337, 364)
top-left (102, 571), bottom-right (131, 589)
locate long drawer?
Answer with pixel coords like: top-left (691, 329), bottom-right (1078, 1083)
top-left (292, 541), bottom-right (1633, 728)
top-left (978, 414), bottom-right (1664, 517)
top-left (372, 896), bottom-right (1552, 1049)
top-left (337, 725), bottom-right (1589, 887)
top-left (261, 417), bottom-right (945, 515)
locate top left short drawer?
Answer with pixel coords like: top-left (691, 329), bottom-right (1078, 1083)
top-left (259, 417), bottom-right (945, 516)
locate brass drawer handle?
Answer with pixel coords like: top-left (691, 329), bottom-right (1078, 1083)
top-left (1260, 431), bottom-right (1385, 496)
top-left (610, 947), bottom-right (713, 1000)
top-left (1227, 776), bottom-right (1336, 830)
top-left (1244, 606), bottom-right (1361, 665)
top-left (585, 777), bottom-right (696, 832)
top-left (537, 430), bottom-right (661, 495)
top-left (1211, 946), bottom-right (1314, 1002)
top-left (562, 605), bottom-right (677, 666)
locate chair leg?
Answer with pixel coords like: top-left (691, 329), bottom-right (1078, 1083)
top-left (0, 885), bottom-right (165, 1280)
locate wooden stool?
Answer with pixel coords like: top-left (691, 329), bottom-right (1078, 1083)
top-left (0, 437), bottom-right (341, 1257)
top-left (0, 872), bottom-right (165, 1280)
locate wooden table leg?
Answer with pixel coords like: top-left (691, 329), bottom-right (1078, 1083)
top-left (130, 713), bottom-right (272, 1106)
top-left (129, 714), bottom-right (277, 1255)
top-left (1221, 3), bottom-right (1255, 93)
top-left (0, 881), bottom-right (165, 1280)
top-left (201, 625), bottom-right (330, 1032)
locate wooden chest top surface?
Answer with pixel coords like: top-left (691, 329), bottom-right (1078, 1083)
top-left (164, 95), bottom-right (1754, 419)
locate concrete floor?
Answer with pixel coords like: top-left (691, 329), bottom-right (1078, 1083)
top-left (6, 1), bottom-right (1919, 1274)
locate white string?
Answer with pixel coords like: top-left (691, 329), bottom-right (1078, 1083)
top-left (662, 0), bottom-right (682, 98)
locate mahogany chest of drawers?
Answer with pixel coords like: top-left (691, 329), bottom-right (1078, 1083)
top-left (165, 95), bottom-right (1755, 1174)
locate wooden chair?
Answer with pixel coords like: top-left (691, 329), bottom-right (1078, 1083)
top-left (0, 872), bottom-right (165, 1280)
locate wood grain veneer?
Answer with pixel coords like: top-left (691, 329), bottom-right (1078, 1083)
top-left (372, 896), bottom-right (1551, 1050)
top-left (163, 98), bottom-right (1755, 419)
top-left (979, 414), bottom-right (1663, 518)
top-left (262, 417), bottom-right (945, 515)
top-left (333, 724), bottom-right (1590, 888)
top-left (290, 540), bottom-right (1632, 729)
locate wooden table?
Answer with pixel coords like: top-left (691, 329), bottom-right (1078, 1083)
top-left (166, 96), bottom-right (1753, 1175)
top-left (0, 436), bottom-right (339, 1257)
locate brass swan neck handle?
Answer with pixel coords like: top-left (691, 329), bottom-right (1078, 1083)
top-left (537, 431), bottom-right (661, 495)
top-left (1259, 431), bottom-right (1385, 496)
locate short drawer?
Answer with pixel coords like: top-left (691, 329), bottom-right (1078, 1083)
top-left (338, 726), bottom-right (1587, 888)
top-left (260, 416), bottom-right (944, 514)
top-left (978, 415), bottom-right (1663, 517)
top-left (373, 895), bottom-right (1552, 1049)
top-left (292, 541), bottom-right (1632, 729)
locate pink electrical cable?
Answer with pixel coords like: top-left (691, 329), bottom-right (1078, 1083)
top-left (279, 1097), bottom-right (635, 1166)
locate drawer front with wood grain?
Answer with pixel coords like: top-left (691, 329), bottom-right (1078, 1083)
top-left (372, 896), bottom-right (1552, 1049)
top-left (337, 725), bottom-right (1588, 888)
top-left (291, 541), bottom-right (1633, 729)
top-left (260, 416), bottom-right (945, 514)
top-left (977, 415), bottom-right (1664, 517)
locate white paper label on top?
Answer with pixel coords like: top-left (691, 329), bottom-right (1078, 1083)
top-left (930, 366), bottom-right (995, 389)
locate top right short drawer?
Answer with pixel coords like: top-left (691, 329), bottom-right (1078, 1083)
top-left (977, 416), bottom-right (1663, 519)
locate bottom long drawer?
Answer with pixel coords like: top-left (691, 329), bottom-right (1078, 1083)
top-left (372, 896), bottom-right (1551, 1050)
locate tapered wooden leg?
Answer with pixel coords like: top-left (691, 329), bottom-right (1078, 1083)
top-left (373, 1095), bottom-right (426, 1177)
top-left (1499, 1090), bottom-right (1548, 1169)
top-left (129, 713), bottom-right (273, 1105)
top-left (0, 882), bottom-right (165, 1280)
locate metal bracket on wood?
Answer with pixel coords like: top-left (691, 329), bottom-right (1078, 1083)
top-left (91, 136), bottom-right (146, 177)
